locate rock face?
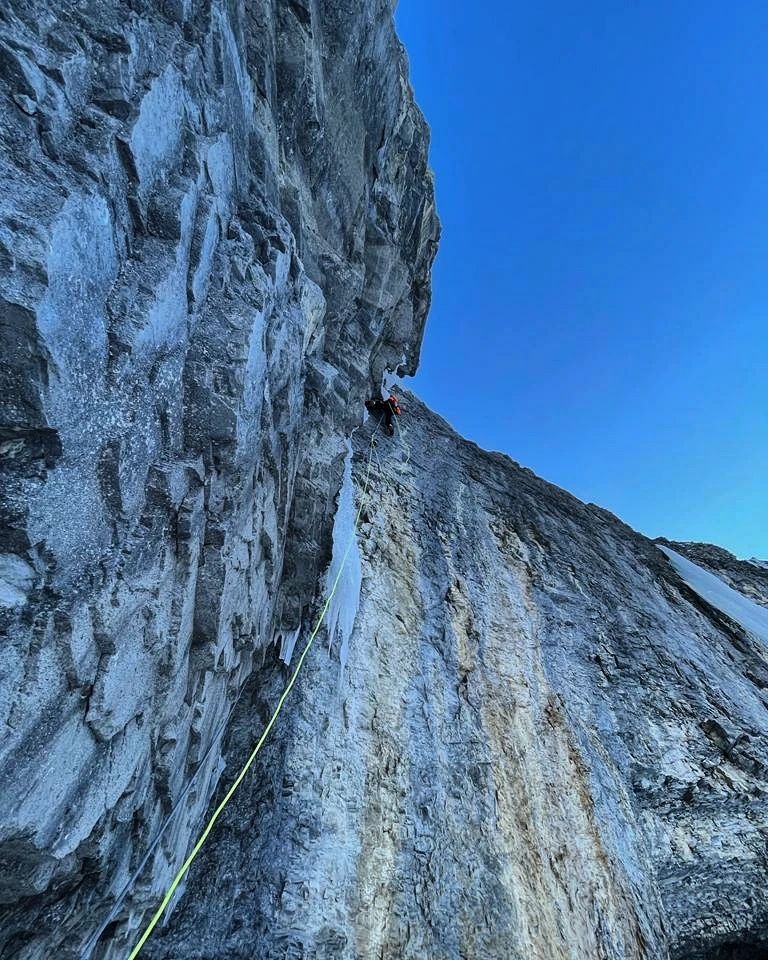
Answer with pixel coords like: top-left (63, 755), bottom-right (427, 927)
top-left (2, 3), bottom-right (768, 960)
top-left (656, 539), bottom-right (768, 610)
top-left (136, 395), bottom-right (768, 960)
top-left (0, 1), bottom-right (436, 957)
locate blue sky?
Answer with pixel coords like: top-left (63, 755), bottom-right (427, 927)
top-left (395, 0), bottom-right (768, 559)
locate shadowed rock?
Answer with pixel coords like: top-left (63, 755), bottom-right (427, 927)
top-left (0, 1), bottom-right (437, 957)
top-left (2, 2), bottom-right (767, 960)
top-left (143, 394), bottom-right (768, 960)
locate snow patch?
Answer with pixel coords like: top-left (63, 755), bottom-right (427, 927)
top-left (660, 546), bottom-right (768, 644)
top-left (191, 205), bottom-right (219, 304)
top-left (382, 359), bottom-right (405, 397)
top-left (214, 6), bottom-right (254, 188)
top-left (205, 134), bottom-right (236, 226)
top-left (0, 555), bottom-right (35, 608)
top-left (323, 443), bottom-right (362, 682)
top-left (32, 194), bottom-right (118, 580)
top-left (299, 275), bottom-right (326, 354)
top-left (130, 66), bottom-right (185, 193)
top-left (136, 186), bottom-right (196, 353)
top-left (236, 309), bottom-right (267, 454)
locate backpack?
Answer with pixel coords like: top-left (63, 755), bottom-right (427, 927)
top-left (388, 394), bottom-right (401, 415)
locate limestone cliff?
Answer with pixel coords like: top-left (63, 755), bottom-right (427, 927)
top-left (2, 3), bottom-right (768, 960)
top-left (141, 395), bottom-right (768, 960)
top-left (0, 1), bottom-right (436, 957)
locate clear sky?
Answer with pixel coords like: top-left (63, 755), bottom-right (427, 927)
top-left (395, 1), bottom-right (767, 559)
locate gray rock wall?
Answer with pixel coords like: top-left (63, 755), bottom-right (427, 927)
top-left (2, 2), bottom-right (767, 959)
top-left (0, 2), bottom-right (437, 957)
top-left (145, 395), bottom-right (768, 960)
top-left (656, 539), bottom-right (768, 609)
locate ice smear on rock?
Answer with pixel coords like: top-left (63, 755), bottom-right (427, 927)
top-left (383, 361), bottom-right (405, 397)
top-left (278, 628), bottom-right (301, 667)
top-left (660, 545), bottom-right (768, 642)
top-left (0, 1), bottom-right (439, 954)
top-left (323, 442), bottom-right (362, 683)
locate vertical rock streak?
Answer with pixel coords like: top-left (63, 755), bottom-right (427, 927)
top-left (0, 1), bottom-right (436, 956)
top-left (1, 3), bottom-right (767, 960)
top-left (143, 396), bottom-right (768, 960)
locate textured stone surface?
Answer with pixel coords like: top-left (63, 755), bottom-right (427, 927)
top-left (2, 1), bottom-right (768, 959)
top-left (0, 2), bottom-right (437, 957)
top-left (656, 539), bottom-right (768, 609)
top-left (145, 395), bottom-right (768, 960)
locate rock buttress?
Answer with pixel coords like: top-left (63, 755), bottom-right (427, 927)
top-left (0, 2), bottom-right (438, 957)
top-left (147, 394), bottom-right (768, 960)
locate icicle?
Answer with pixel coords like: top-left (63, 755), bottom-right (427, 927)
top-left (323, 441), bottom-right (362, 683)
top-left (278, 628), bottom-right (301, 666)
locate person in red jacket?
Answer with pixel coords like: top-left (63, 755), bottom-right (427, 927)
top-left (365, 394), bottom-right (401, 435)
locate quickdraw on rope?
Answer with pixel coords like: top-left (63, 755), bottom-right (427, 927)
top-left (121, 432), bottom-right (378, 960)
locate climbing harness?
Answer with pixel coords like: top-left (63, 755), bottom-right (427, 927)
top-left (120, 429), bottom-right (380, 960)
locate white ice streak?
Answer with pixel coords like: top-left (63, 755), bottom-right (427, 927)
top-left (278, 628), bottom-right (301, 667)
top-left (659, 546), bottom-right (768, 644)
top-left (382, 360), bottom-right (406, 398)
top-left (323, 442), bottom-right (363, 683)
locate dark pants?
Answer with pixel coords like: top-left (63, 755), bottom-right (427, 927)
top-left (365, 399), bottom-right (394, 434)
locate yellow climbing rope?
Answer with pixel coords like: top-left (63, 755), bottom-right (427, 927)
top-left (126, 435), bottom-right (377, 960)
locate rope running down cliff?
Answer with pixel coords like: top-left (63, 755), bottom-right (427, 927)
top-left (121, 424), bottom-right (381, 959)
top-left (78, 681), bottom-right (249, 960)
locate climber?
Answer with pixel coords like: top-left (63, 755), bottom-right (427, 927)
top-left (365, 394), bottom-right (401, 436)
